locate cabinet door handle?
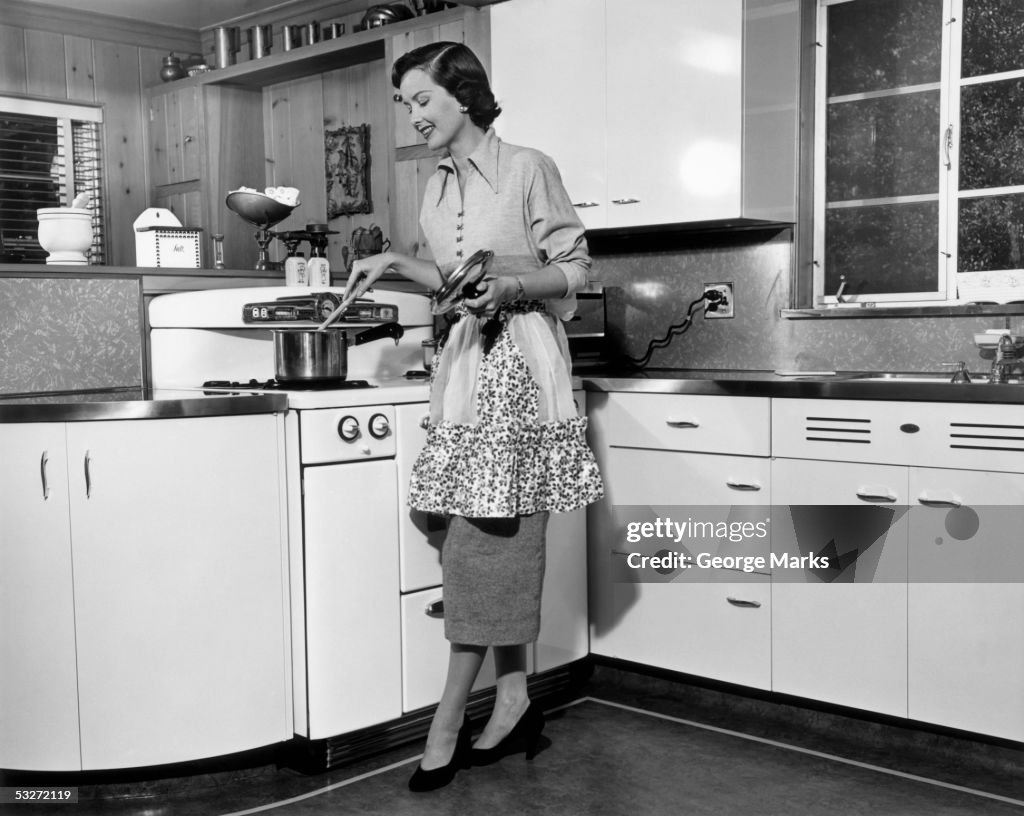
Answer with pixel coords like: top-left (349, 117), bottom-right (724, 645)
top-left (84, 450), bottom-right (92, 499)
top-left (726, 597), bottom-right (761, 608)
top-left (572, 201), bottom-right (600, 208)
top-left (917, 496), bottom-right (962, 508)
top-left (665, 418), bottom-right (700, 428)
top-left (184, 135), bottom-right (194, 143)
top-left (424, 599), bottom-right (445, 618)
top-left (855, 489), bottom-right (897, 503)
top-left (40, 450), bottom-right (50, 500)
top-left (611, 197), bottom-right (640, 205)
top-left (726, 480), bottom-right (761, 491)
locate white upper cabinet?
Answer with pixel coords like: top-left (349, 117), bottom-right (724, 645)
top-left (491, 0), bottom-right (798, 230)
top-left (604, 0), bottom-right (742, 227)
top-left (491, 0), bottom-right (607, 228)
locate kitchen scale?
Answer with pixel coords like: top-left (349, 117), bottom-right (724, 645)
top-left (242, 292), bottom-right (399, 324)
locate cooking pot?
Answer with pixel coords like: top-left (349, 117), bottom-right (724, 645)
top-left (273, 321), bottom-right (404, 383)
top-left (359, 3), bottom-right (416, 29)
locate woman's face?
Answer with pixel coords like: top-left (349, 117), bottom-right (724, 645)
top-left (398, 68), bottom-right (473, 155)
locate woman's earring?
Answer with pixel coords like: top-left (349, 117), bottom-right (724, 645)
top-left (458, 105), bottom-right (468, 113)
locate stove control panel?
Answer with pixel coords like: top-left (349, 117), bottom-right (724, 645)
top-left (299, 405), bottom-right (396, 464)
top-left (242, 293), bottom-right (398, 325)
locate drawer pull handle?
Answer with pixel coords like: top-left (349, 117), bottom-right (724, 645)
top-left (726, 597), bottom-right (761, 608)
top-left (855, 489), bottom-right (897, 503)
top-left (40, 450), bottom-right (50, 500)
top-left (726, 480), bottom-right (761, 491)
top-left (425, 599), bottom-right (445, 618)
top-left (611, 197), bottom-right (640, 205)
top-left (84, 450), bottom-right (92, 499)
top-left (665, 419), bottom-right (700, 428)
top-left (572, 201), bottom-right (600, 208)
top-left (917, 496), bottom-right (962, 508)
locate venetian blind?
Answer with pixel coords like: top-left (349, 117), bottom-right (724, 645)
top-left (0, 96), bottom-right (105, 264)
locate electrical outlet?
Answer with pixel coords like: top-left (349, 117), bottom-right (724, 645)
top-left (703, 282), bottom-right (734, 319)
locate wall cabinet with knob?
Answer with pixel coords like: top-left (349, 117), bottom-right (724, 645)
top-left (587, 392), bottom-right (773, 689)
top-left (145, 84), bottom-right (265, 268)
top-left (0, 414), bottom-right (291, 771)
top-left (490, 0), bottom-right (799, 231)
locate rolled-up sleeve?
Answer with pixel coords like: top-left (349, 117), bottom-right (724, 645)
top-left (525, 151), bottom-right (591, 301)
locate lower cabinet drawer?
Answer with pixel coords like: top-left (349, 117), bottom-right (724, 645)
top-left (590, 570), bottom-right (771, 690)
top-left (600, 393), bottom-right (771, 455)
top-left (400, 587), bottom-right (535, 713)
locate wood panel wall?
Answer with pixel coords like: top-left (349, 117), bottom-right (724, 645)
top-left (0, 4), bottom-right (200, 267)
top-left (264, 58), bottom-right (390, 270)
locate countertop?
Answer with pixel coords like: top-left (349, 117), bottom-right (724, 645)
top-left (0, 388), bottom-right (288, 422)
top-left (577, 367), bottom-right (1024, 404)
top-left (5, 367), bottom-right (1022, 423)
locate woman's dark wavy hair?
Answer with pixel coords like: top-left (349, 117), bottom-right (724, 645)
top-left (392, 41), bottom-right (501, 129)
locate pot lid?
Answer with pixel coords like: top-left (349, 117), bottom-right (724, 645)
top-left (431, 249), bottom-right (494, 316)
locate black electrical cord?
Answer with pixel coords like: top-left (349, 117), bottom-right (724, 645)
top-left (622, 289), bottom-right (724, 368)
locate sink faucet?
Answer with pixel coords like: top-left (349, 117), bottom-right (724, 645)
top-left (942, 361), bottom-right (972, 383)
top-left (990, 335), bottom-right (1019, 383)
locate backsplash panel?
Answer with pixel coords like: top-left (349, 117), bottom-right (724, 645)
top-left (0, 277), bottom-right (144, 394)
top-left (590, 228), bottom-right (1009, 374)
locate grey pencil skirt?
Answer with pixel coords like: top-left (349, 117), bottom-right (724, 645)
top-left (441, 512), bottom-right (549, 646)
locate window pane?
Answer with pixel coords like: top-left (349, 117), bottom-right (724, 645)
top-left (0, 115), bottom-right (59, 263)
top-left (827, 0), bottom-right (943, 96)
top-left (826, 202), bottom-right (939, 294)
top-left (958, 194), bottom-right (1024, 272)
top-left (962, 0), bottom-right (1024, 78)
top-left (959, 78), bottom-right (1024, 190)
top-left (827, 91), bottom-right (941, 200)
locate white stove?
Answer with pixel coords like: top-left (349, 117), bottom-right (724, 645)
top-left (148, 286), bottom-right (438, 752)
top-left (148, 285), bottom-right (433, 407)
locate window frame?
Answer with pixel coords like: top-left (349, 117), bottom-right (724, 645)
top-left (812, 0), bottom-right (959, 308)
top-left (0, 93), bottom-right (105, 264)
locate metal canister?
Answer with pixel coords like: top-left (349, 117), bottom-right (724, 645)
top-left (247, 24), bottom-right (272, 59)
top-left (213, 26), bottom-right (239, 69)
top-left (283, 25), bottom-right (301, 51)
top-left (323, 22), bottom-right (346, 40)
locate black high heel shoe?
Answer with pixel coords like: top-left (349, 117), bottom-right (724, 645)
top-left (469, 701), bottom-right (545, 766)
top-left (408, 714), bottom-right (473, 792)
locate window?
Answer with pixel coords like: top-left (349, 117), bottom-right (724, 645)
top-left (0, 96), bottom-right (105, 264)
top-left (813, 0), bottom-right (1024, 306)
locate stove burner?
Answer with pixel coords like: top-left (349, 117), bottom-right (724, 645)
top-left (203, 378), bottom-right (376, 392)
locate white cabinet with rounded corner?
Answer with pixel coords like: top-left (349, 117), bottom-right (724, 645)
top-left (0, 414), bottom-right (291, 771)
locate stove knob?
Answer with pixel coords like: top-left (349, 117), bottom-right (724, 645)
top-left (368, 412), bottom-right (391, 439)
top-left (337, 415), bottom-right (360, 442)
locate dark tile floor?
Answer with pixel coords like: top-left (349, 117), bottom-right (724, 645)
top-left (15, 667), bottom-right (1024, 815)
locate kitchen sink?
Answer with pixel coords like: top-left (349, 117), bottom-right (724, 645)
top-left (852, 372), bottom-right (1022, 385)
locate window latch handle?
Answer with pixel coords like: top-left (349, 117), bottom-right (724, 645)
top-left (944, 124), bottom-right (954, 170)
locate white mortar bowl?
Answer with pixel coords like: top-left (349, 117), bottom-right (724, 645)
top-left (37, 207), bottom-right (93, 264)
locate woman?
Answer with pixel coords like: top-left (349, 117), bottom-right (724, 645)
top-left (345, 42), bottom-right (603, 792)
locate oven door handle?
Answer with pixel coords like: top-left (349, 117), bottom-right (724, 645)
top-left (424, 599), bottom-right (445, 618)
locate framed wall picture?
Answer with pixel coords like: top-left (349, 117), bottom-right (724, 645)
top-left (325, 124), bottom-right (371, 218)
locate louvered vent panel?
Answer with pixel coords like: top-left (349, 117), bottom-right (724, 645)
top-left (804, 414), bottom-right (872, 444)
top-left (949, 421), bottom-right (1024, 452)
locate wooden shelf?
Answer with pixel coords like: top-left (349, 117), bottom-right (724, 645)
top-left (149, 8), bottom-right (469, 92)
